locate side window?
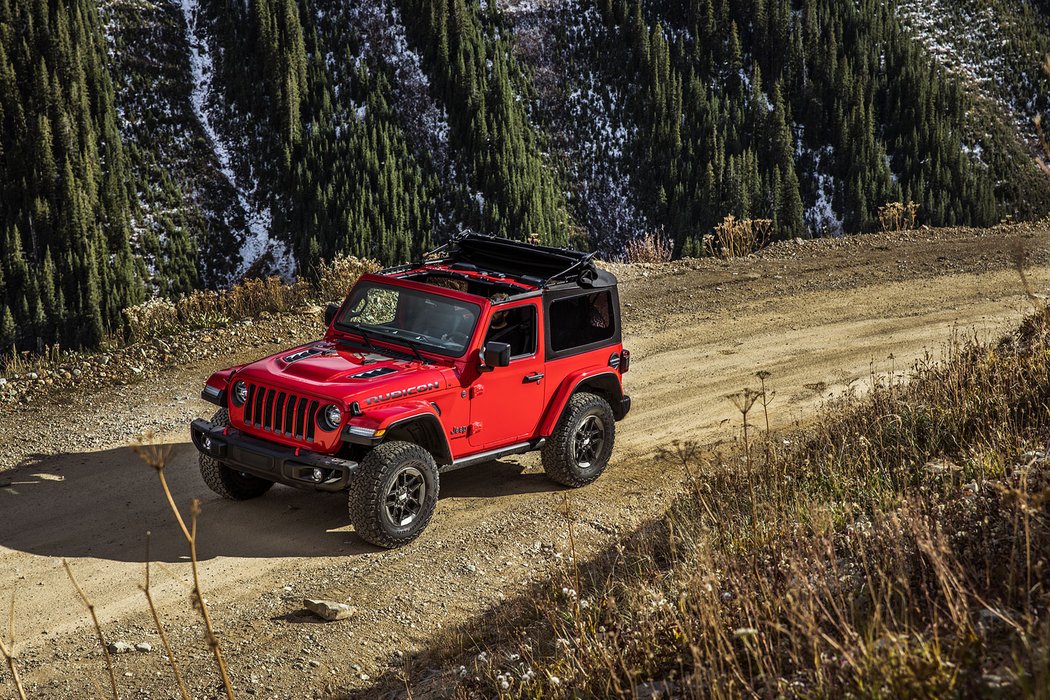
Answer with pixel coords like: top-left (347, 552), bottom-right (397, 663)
top-left (549, 291), bottom-right (615, 353)
top-left (485, 304), bottom-right (537, 358)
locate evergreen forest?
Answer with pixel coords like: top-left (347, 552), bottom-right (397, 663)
top-left (2, 0), bottom-right (1050, 349)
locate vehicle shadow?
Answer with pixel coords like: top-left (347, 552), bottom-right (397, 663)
top-left (0, 444), bottom-right (367, 563)
top-left (0, 443), bottom-right (561, 564)
top-left (440, 458), bottom-right (563, 498)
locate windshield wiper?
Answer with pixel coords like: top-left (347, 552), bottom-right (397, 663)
top-left (399, 337), bottom-right (429, 364)
top-left (371, 328), bottom-right (431, 364)
top-left (337, 327), bottom-right (430, 364)
top-left (357, 327), bottom-right (377, 353)
top-left (335, 325), bottom-right (377, 354)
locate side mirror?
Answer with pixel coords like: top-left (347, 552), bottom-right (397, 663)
top-left (324, 302), bottom-right (340, 327)
top-left (480, 341), bottom-right (511, 371)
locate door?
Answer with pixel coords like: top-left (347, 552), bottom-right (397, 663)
top-left (468, 301), bottom-right (544, 449)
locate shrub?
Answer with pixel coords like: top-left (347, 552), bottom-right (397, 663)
top-left (711, 215), bottom-right (773, 258)
top-left (124, 297), bottom-right (181, 341)
top-left (625, 231), bottom-right (674, 263)
top-left (315, 255), bottom-right (381, 302)
top-left (122, 255), bottom-right (380, 343)
top-left (877, 201), bottom-right (921, 232)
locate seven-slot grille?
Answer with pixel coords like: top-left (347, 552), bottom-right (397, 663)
top-left (242, 383), bottom-right (320, 443)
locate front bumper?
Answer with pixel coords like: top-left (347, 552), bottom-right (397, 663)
top-left (190, 419), bottom-right (358, 492)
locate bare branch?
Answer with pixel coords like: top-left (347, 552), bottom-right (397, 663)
top-left (63, 560), bottom-right (118, 700)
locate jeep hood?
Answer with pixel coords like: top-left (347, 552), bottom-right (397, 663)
top-left (233, 340), bottom-right (448, 400)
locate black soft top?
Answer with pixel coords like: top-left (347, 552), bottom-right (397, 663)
top-left (451, 233), bottom-right (590, 279)
top-left (416, 233), bottom-right (614, 290)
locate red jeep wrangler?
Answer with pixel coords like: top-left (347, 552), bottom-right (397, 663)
top-left (191, 234), bottom-right (631, 547)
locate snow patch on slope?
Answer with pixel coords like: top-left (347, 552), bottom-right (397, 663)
top-left (896, 0), bottom-right (1046, 144)
top-left (178, 0), bottom-right (292, 278)
top-left (503, 0), bottom-right (647, 257)
top-left (804, 146), bottom-right (843, 237)
top-left (321, 0), bottom-right (452, 174)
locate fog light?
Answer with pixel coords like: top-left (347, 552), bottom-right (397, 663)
top-left (202, 436), bottom-right (213, 451)
top-left (311, 468), bottom-right (325, 483)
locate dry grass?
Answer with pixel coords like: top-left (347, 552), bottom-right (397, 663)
top-left (878, 201), bottom-right (921, 233)
top-left (314, 255), bottom-right (383, 304)
top-left (625, 232), bottom-right (674, 264)
top-left (122, 255), bottom-right (378, 341)
top-left (1, 254), bottom-right (379, 377)
top-left (2, 344), bottom-right (62, 380)
top-left (708, 215), bottom-right (774, 259)
top-left (0, 595), bottom-right (27, 700)
top-left (398, 310), bottom-right (1050, 699)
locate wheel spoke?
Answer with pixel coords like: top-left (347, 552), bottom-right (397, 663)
top-left (573, 414), bottom-right (606, 468)
top-left (384, 466), bottom-right (427, 527)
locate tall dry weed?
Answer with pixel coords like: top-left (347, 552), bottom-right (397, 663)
top-left (133, 438), bottom-right (235, 699)
top-left (877, 200), bottom-right (920, 233)
top-left (709, 215), bottom-right (773, 258)
top-left (0, 594), bottom-right (27, 700)
top-left (625, 231), bottom-right (673, 264)
top-left (315, 255), bottom-right (381, 302)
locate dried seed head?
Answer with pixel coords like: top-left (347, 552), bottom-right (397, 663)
top-left (131, 432), bottom-right (173, 472)
top-left (726, 388), bottom-right (761, 413)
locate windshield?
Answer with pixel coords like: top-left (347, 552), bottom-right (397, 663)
top-left (335, 282), bottom-right (481, 357)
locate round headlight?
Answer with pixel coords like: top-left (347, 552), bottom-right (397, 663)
top-left (232, 380), bottom-right (248, 406)
top-left (320, 404), bottom-right (342, 431)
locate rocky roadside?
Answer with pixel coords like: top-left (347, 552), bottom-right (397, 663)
top-left (0, 309), bottom-right (327, 472)
top-left (0, 310), bottom-right (323, 406)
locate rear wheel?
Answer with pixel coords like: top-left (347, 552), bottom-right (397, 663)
top-left (199, 409), bottom-right (274, 500)
top-left (348, 441), bottom-right (440, 548)
top-left (542, 392), bottom-right (615, 487)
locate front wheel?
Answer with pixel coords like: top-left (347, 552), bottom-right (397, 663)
top-left (199, 409), bottom-right (274, 500)
top-left (542, 392), bottom-right (616, 487)
top-left (348, 441), bottom-right (440, 548)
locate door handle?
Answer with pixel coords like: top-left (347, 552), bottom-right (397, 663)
top-left (523, 373), bottom-right (544, 383)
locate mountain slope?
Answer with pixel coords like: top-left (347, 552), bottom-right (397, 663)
top-left (0, 0), bottom-right (143, 350)
top-left (3, 0), bottom-right (1050, 352)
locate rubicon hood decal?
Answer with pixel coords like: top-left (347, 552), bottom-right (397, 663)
top-left (365, 381), bottom-right (440, 406)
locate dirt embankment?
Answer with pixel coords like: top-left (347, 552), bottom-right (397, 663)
top-left (0, 224), bottom-right (1047, 698)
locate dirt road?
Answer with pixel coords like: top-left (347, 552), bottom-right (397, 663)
top-left (0, 226), bottom-right (1047, 698)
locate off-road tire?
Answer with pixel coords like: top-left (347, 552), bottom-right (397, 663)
top-left (542, 392), bottom-right (615, 487)
top-left (199, 409), bottom-right (274, 500)
top-left (348, 441), bottom-right (440, 548)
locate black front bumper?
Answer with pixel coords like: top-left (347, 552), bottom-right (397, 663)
top-left (190, 419), bottom-right (358, 493)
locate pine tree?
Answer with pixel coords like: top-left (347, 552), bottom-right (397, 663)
top-left (0, 0), bottom-right (140, 350)
top-left (0, 305), bottom-right (14, 349)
